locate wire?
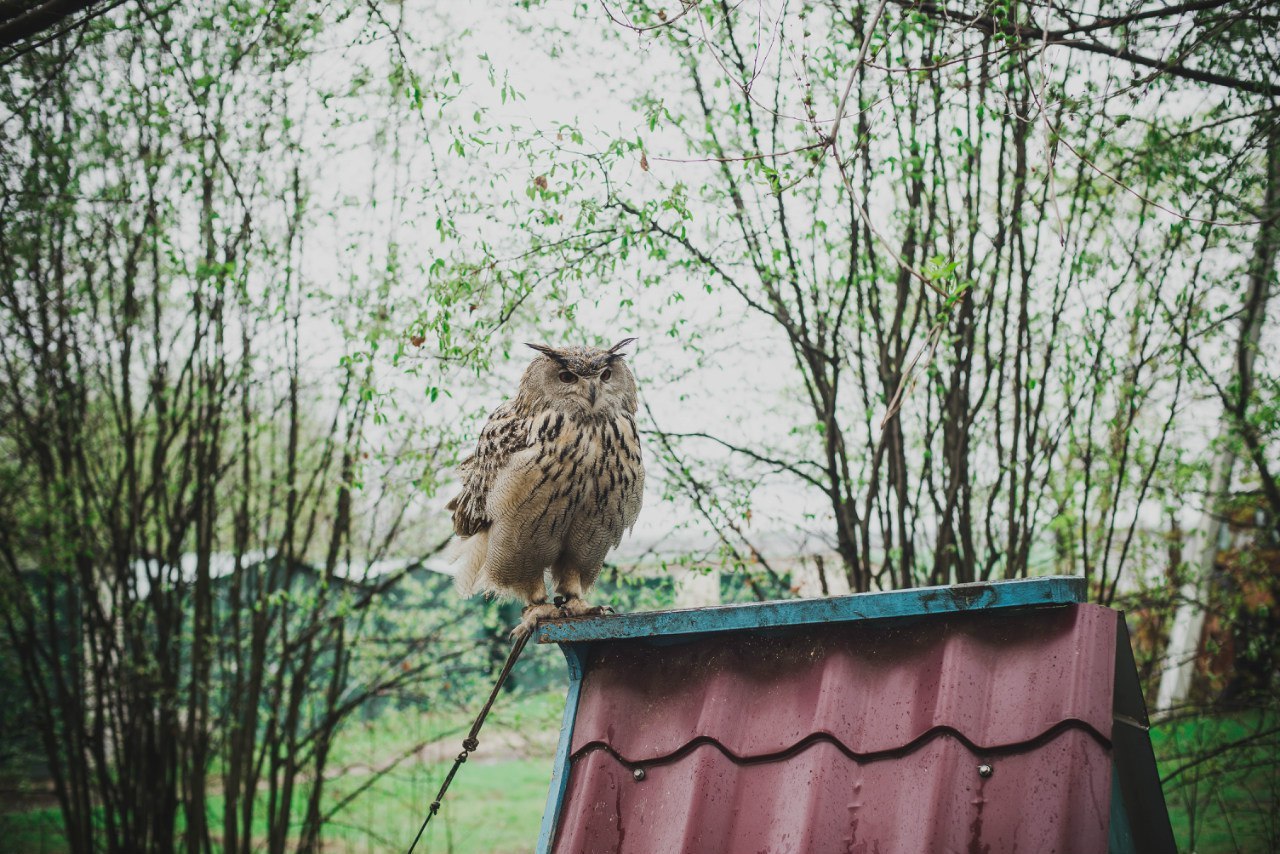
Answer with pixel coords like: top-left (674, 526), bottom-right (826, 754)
top-left (405, 630), bottom-right (532, 854)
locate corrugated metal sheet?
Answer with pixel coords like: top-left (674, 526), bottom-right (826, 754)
top-left (552, 604), bottom-right (1120, 853)
top-left (558, 730), bottom-right (1110, 853)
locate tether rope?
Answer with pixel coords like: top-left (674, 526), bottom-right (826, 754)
top-left (406, 630), bottom-right (532, 854)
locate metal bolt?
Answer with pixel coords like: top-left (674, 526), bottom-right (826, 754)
top-left (632, 767), bottom-right (646, 782)
top-left (978, 764), bottom-right (993, 778)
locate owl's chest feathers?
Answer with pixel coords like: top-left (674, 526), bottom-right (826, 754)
top-left (516, 409), bottom-right (643, 537)
top-left (530, 410), bottom-right (642, 491)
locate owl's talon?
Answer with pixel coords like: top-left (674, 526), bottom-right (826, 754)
top-left (511, 602), bottom-right (562, 639)
top-left (557, 595), bottom-right (617, 618)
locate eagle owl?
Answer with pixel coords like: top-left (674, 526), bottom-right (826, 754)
top-left (447, 339), bottom-right (645, 637)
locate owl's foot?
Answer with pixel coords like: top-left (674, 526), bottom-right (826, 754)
top-left (511, 601), bottom-right (561, 639)
top-left (554, 593), bottom-right (616, 618)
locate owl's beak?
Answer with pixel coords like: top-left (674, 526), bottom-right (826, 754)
top-left (588, 383), bottom-right (598, 407)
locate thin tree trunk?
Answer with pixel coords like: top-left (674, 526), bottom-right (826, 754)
top-left (1156, 118), bottom-right (1280, 713)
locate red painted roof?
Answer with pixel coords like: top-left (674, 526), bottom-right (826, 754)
top-left (553, 604), bottom-right (1119, 853)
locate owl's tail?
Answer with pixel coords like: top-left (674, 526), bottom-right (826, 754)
top-left (448, 530), bottom-right (490, 597)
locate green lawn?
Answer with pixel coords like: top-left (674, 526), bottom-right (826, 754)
top-left (318, 758), bottom-right (551, 853)
top-left (1152, 712), bottom-right (1280, 853)
top-left (0, 693), bottom-right (565, 854)
top-left (0, 758), bottom-right (553, 854)
top-left (1, 809), bottom-right (66, 854)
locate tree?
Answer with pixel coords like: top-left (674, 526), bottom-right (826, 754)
top-left (0, 1), bottom-right (494, 850)
top-left (444, 0), bottom-right (1276, 601)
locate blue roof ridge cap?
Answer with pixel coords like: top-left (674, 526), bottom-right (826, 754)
top-left (537, 575), bottom-right (1086, 644)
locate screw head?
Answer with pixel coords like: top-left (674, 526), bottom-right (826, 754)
top-left (978, 764), bottom-right (993, 778)
top-left (632, 767), bottom-right (646, 782)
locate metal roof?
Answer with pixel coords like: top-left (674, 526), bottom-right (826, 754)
top-left (535, 577), bottom-right (1174, 854)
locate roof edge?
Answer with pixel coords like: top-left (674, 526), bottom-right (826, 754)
top-left (537, 575), bottom-right (1085, 643)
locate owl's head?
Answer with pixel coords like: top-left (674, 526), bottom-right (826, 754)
top-left (519, 338), bottom-right (639, 416)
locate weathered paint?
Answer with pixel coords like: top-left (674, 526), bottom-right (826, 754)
top-left (566, 604), bottom-right (1119, 761)
top-left (551, 604), bottom-right (1120, 853)
top-left (535, 644), bottom-right (586, 854)
top-left (1109, 764), bottom-right (1138, 854)
top-left (535, 577), bottom-right (1173, 854)
top-left (534, 576), bottom-right (1082, 851)
top-left (536, 575), bottom-right (1085, 643)
top-left (557, 728), bottom-right (1113, 853)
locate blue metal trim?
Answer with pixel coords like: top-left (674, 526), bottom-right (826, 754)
top-left (536, 576), bottom-right (1084, 644)
top-left (535, 643), bottom-right (587, 854)
top-left (1108, 763), bottom-right (1137, 854)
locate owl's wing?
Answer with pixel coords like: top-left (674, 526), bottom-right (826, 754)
top-left (447, 402), bottom-right (534, 536)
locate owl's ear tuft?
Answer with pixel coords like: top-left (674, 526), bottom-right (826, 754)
top-left (522, 343), bottom-right (558, 358)
top-left (607, 337), bottom-right (637, 356)
top-left (525, 343), bottom-right (568, 365)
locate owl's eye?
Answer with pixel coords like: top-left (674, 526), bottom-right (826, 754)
top-left (601, 368), bottom-right (613, 382)
top-left (558, 371), bottom-right (577, 383)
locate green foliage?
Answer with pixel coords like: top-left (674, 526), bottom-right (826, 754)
top-left (3, 0), bottom-right (1279, 850)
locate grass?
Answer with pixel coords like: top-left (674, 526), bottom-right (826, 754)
top-left (0, 692), bottom-right (565, 854)
top-left (313, 692), bottom-right (564, 852)
top-left (320, 759), bottom-right (551, 853)
top-left (0, 759), bottom-right (554, 854)
top-left (1, 808), bottom-right (66, 854)
top-left (1152, 711), bottom-right (1280, 853)
top-left (340, 691), bottom-right (563, 762)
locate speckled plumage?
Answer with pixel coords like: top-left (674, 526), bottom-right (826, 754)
top-left (447, 340), bottom-right (644, 635)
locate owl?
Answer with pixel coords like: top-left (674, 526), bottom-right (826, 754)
top-left (447, 339), bottom-right (645, 637)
